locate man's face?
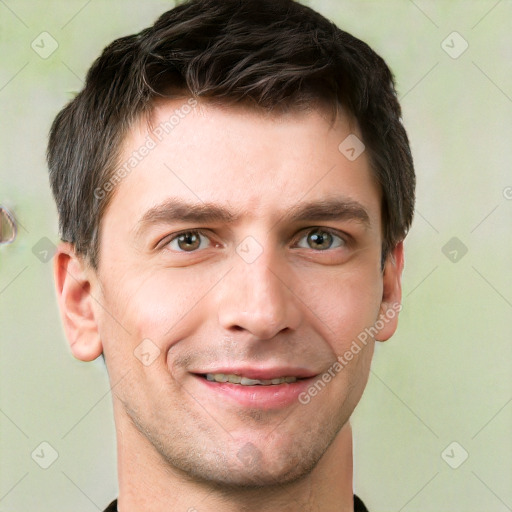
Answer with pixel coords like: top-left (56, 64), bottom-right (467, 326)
top-left (87, 99), bottom-right (400, 486)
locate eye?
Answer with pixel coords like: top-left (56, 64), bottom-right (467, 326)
top-left (295, 228), bottom-right (346, 251)
top-left (164, 230), bottom-right (212, 252)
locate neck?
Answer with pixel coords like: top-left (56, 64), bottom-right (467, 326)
top-left (115, 414), bottom-right (355, 512)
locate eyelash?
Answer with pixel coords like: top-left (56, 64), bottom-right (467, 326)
top-left (159, 228), bottom-right (349, 253)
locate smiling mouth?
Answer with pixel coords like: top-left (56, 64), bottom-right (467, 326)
top-left (193, 371), bottom-right (316, 409)
top-left (200, 373), bottom-right (303, 386)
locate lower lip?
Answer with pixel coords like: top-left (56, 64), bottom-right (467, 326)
top-left (193, 374), bottom-right (317, 409)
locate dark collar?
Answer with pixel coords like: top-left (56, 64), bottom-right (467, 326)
top-left (104, 495), bottom-right (369, 511)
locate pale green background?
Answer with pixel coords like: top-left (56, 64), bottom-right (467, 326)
top-left (1, 1), bottom-right (511, 511)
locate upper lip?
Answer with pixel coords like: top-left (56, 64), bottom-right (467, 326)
top-left (192, 367), bottom-right (319, 380)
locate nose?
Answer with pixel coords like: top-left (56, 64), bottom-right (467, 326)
top-left (215, 244), bottom-right (302, 340)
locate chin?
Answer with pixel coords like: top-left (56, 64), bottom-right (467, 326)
top-left (188, 455), bottom-right (317, 490)
top-left (158, 435), bottom-right (327, 491)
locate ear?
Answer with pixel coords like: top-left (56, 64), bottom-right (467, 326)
top-left (53, 242), bottom-right (103, 361)
top-left (375, 241), bottom-right (404, 342)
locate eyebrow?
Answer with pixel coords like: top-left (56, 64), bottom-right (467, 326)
top-left (135, 196), bottom-right (371, 238)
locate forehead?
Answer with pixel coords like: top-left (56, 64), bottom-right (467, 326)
top-left (101, 98), bottom-right (381, 239)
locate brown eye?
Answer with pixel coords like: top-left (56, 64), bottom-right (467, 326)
top-left (167, 231), bottom-right (211, 252)
top-left (296, 229), bottom-right (345, 250)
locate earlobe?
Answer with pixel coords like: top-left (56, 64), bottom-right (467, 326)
top-left (375, 241), bottom-right (404, 342)
top-left (53, 242), bottom-right (103, 361)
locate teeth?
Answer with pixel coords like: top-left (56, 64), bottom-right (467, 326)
top-left (205, 373), bottom-right (298, 385)
top-left (241, 377), bottom-right (261, 385)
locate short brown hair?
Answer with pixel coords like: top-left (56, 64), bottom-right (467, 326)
top-left (47, 0), bottom-right (415, 269)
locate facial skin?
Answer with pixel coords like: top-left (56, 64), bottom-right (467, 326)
top-left (54, 99), bottom-right (403, 511)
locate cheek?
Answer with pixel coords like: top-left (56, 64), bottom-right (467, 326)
top-left (97, 271), bottom-right (206, 402)
top-left (103, 268), bottom-right (213, 351)
top-left (98, 250), bottom-right (383, 364)
top-left (294, 265), bottom-right (383, 349)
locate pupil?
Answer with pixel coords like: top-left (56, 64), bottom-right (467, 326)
top-left (178, 232), bottom-right (200, 251)
top-left (309, 230), bottom-right (331, 249)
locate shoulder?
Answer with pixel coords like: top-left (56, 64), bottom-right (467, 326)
top-left (354, 494), bottom-right (370, 512)
top-left (103, 499), bottom-right (117, 511)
